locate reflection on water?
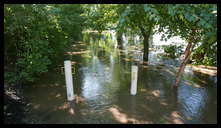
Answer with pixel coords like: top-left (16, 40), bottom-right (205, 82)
top-left (22, 32), bottom-right (217, 124)
top-left (179, 85), bottom-right (207, 122)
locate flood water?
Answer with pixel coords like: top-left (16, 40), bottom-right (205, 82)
top-left (22, 32), bottom-right (217, 124)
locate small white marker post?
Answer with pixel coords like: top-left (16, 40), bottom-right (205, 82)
top-left (64, 60), bottom-right (74, 101)
top-left (131, 65), bottom-right (138, 95)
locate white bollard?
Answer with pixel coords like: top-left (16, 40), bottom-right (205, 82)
top-left (131, 65), bottom-right (138, 95)
top-left (64, 60), bottom-right (74, 101)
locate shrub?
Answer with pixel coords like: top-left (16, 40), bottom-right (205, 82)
top-left (4, 4), bottom-right (84, 85)
top-left (162, 44), bottom-right (183, 58)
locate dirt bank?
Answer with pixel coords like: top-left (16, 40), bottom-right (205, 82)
top-left (4, 86), bottom-right (27, 124)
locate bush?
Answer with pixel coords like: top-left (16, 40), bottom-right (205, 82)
top-left (162, 44), bottom-right (183, 58)
top-left (4, 5), bottom-right (84, 85)
top-left (191, 41), bottom-right (217, 66)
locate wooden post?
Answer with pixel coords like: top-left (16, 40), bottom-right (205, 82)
top-left (64, 60), bottom-right (74, 101)
top-left (131, 65), bottom-right (138, 95)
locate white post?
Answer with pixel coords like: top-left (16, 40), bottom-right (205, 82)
top-left (64, 60), bottom-right (74, 101)
top-left (131, 65), bottom-right (138, 95)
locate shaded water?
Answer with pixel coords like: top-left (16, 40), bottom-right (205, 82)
top-left (23, 32), bottom-right (217, 124)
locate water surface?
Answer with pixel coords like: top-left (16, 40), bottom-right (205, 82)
top-left (23, 32), bottom-right (217, 124)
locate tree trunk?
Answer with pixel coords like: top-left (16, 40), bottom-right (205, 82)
top-left (143, 34), bottom-right (149, 62)
top-left (117, 31), bottom-right (123, 49)
top-left (174, 42), bottom-right (193, 87)
top-left (139, 26), bottom-right (152, 63)
top-left (174, 28), bottom-right (199, 88)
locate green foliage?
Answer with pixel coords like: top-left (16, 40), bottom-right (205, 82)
top-left (86, 4), bottom-right (217, 64)
top-left (4, 4), bottom-right (85, 85)
top-left (163, 45), bottom-right (176, 58)
top-left (157, 4), bottom-right (217, 43)
top-left (156, 4), bottom-right (217, 66)
top-left (162, 45), bottom-right (183, 59)
top-left (117, 5), bottom-right (156, 35)
top-left (56, 4), bottom-right (85, 41)
top-left (191, 41), bottom-right (217, 66)
top-left (83, 4), bottom-right (119, 32)
top-left (4, 72), bottom-right (19, 86)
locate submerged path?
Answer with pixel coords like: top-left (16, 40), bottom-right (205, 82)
top-left (22, 39), bottom-right (217, 124)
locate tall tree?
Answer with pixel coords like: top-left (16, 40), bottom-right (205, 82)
top-left (156, 4), bottom-right (217, 87)
top-left (118, 4), bottom-right (159, 62)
